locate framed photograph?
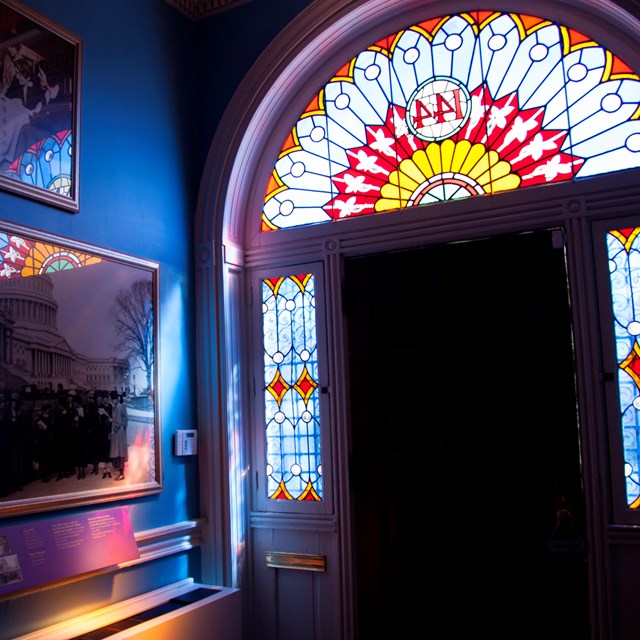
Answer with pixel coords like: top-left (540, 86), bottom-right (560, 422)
top-left (0, 219), bottom-right (161, 518)
top-left (0, 0), bottom-right (81, 212)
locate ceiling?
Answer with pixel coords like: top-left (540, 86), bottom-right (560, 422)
top-left (164, 0), bottom-right (254, 20)
top-left (165, 0), bottom-right (640, 21)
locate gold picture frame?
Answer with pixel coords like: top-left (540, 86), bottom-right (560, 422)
top-left (0, 219), bottom-right (162, 517)
top-left (0, 0), bottom-right (82, 211)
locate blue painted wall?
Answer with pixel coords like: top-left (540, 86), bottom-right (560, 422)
top-left (194, 0), bottom-right (313, 170)
top-left (0, 0), bottom-right (311, 636)
top-left (0, 1), bottom-right (199, 637)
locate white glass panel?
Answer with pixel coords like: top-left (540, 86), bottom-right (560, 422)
top-left (513, 26), bottom-right (565, 111)
top-left (275, 150), bottom-right (334, 192)
top-left (575, 123), bottom-right (640, 175)
top-left (325, 80), bottom-right (384, 144)
top-left (392, 29), bottom-right (434, 105)
top-left (480, 14), bottom-right (523, 99)
top-left (567, 80), bottom-right (640, 145)
top-left (353, 49), bottom-right (398, 115)
top-left (437, 16), bottom-right (481, 88)
top-left (263, 188), bottom-right (333, 228)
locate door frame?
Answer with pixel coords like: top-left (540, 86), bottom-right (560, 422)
top-left (194, 1), bottom-right (640, 638)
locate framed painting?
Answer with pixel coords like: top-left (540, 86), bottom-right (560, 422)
top-left (0, 0), bottom-right (81, 212)
top-left (0, 219), bottom-right (161, 517)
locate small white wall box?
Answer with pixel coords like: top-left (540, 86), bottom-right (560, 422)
top-left (175, 429), bottom-right (198, 456)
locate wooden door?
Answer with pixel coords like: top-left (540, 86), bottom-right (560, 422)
top-left (344, 229), bottom-right (589, 639)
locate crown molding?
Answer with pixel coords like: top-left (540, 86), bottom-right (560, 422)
top-left (165, 0), bottom-right (254, 20)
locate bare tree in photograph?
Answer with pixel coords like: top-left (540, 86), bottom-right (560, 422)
top-left (108, 278), bottom-right (154, 393)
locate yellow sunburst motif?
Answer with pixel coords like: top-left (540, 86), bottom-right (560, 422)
top-left (22, 242), bottom-right (102, 277)
top-left (376, 139), bottom-right (521, 212)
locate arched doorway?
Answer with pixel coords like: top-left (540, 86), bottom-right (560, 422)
top-left (195, 2), bottom-right (640, 638)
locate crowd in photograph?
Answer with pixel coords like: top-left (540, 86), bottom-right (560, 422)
top-left (0, 386), bottom-right (129, 498)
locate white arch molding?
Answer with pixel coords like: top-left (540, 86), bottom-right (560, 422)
top-left (195, 1), bottom-right (640, 637)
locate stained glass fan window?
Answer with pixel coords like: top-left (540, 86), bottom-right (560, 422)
top-left (262, 11), bottom-right (640, 231)
top-left (261, 273), bottom-right (322, 501)
top-left (606, 227), bottom-right (640, 508)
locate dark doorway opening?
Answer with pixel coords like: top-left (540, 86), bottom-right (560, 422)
top-left (344, 229), bottom-right (589, 639)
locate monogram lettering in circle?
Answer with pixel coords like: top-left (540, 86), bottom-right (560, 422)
top-left (406, 77), bottom-right (471, 141)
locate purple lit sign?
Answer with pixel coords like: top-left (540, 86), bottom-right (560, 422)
top-left (0, 506), bottom-right (139, 596)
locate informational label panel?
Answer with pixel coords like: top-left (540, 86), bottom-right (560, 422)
top-left (0, 506), bottom-right (139, 597)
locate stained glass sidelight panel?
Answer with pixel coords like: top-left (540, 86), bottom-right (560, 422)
top-left (263, 11), bottom-right (640, 231)
top-left (261, 273), bottom-right (322, 501)
top-left (606, 227), bottom-right (640, 507)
